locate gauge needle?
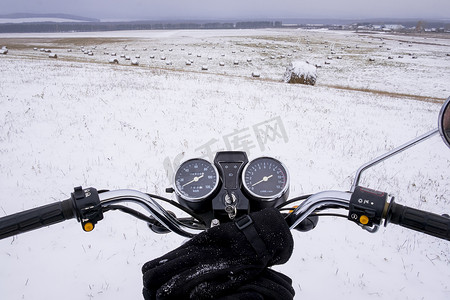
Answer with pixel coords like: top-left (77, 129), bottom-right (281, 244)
top-left (182, 173), bottom-right (204, 187)
top-left (252, 175), bottom-right (273, 187)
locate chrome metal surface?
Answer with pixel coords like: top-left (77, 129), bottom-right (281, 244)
top-left (362, 224), bottom-right (380, 233)
top-left (287, 191), bottom-right (352, 230)
top-left (351, 128), bottom-right (439, 192)
top-left (99, 190), bottom-right (203, 237)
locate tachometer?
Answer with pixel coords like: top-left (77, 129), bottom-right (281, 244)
top-left (242, 157), bottom-right (289, 206)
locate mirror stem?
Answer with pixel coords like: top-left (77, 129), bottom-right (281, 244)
top-left (351, 128), bottom-right (439, 192)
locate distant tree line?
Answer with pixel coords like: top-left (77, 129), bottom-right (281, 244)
top-left (0, 21), bottom-right (283, 33)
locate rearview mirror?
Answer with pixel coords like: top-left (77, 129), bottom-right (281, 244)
top-left (439, 96), bottom-right (450, 148)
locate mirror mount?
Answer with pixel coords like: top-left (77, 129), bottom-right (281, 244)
top-left (351, 96), bottom-right (450, 193)
top-left (350, 129), bottom-right (439, 192)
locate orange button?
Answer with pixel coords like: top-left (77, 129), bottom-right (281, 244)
top-left (83, 222), bottom-right (94, 232)
top-left (359, 215), bottom-right (369, 225)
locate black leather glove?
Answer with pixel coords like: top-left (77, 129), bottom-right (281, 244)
top-left (142, 208), bottom-right (294, 299)
top-left (215, 268), bottom-right (295, 300)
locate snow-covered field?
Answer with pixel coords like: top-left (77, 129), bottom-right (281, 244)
top-left (0, 28), bottom-right (449, 299)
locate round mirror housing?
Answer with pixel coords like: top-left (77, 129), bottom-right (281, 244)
top-left (438, 96), bottom-right (450, 148)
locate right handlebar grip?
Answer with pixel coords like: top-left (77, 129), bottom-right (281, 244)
top-left (0, 199), bottom-right (76, 240)
top-left (387, 202), bottom-right (450, 241)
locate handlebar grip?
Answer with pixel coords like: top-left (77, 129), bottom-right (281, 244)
top-left (0, 199), bottom-right (76, 240)
top-left (387, 202), bottom-right (450, 241)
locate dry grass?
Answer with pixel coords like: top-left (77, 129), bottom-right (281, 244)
top-left (2, 34), bottom-right (447, 105)
top-left (321, 84), bottom-right (447, 104)
top-left (0, 37), bottom-right (133, 50)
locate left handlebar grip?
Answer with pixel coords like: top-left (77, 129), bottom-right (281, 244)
top-left (0, 199), bottom-right (76, 240)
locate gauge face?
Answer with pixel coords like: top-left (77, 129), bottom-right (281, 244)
top-left (242, 157), bottom-right (289, 200)
top-left (174, 158), bottom-right (219, 202)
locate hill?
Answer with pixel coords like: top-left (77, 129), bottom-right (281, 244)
top-left (0, 13), bottom-right (100, 22)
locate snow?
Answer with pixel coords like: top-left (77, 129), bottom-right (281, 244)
top-left (0, 28), bottom-right (449, 300)
top-left (290, 61), bottom-right (317, 78)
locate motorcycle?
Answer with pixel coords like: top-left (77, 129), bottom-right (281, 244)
top-left (1, 96), bottom-right (449, 299)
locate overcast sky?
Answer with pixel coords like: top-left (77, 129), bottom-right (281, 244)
top-left (1, 0), bottom-right (450, 20)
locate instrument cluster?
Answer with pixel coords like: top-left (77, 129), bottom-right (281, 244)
top-left (172, 151), bottom-right (289, 222)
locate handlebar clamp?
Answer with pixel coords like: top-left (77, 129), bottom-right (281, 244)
top-left (71, 186), bottom-right (104, 232)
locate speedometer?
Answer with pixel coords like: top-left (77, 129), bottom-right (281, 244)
top-left (174, 158), bottom-right (219, 211)
top-left (242, 157), bottom-right (289, 205)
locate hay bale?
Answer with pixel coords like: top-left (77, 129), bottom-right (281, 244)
top-left (283, 61), bottom-right (317, 85)
top-left (109, 58), bottom-right (119, 64)
top-left (49, 53), bottom-right (58, 58)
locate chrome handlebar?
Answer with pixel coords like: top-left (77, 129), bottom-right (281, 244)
top-left (286, 191), bottom-right (352, 230)
top-left (98, 189), bottom-right (353, 237)
top-left (99, 190), bottom-right (202, 238)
